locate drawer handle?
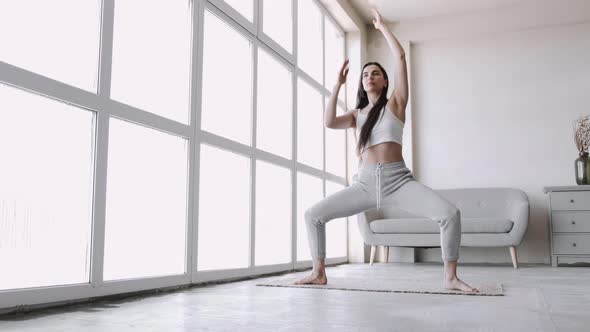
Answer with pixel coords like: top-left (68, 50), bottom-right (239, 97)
top-left (570, 199), bottom-right (575, 203)
top-left (573, 243), bottom-right (577, 247)
top-left (572, 220), bottom-right (576, 225)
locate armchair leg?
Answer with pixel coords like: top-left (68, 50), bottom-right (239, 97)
top-left (509, 246), bottom-right (518, 269)
top-left (384, 246), bottom-right (389, 263)
top-left (370, 245), bottom-right (376, 266)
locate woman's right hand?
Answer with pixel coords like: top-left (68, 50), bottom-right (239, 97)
top-left (337, 59), bottom-right (349, 86)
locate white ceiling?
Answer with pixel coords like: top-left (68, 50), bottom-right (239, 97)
top-left (347, 0), bottom-right (529, 23)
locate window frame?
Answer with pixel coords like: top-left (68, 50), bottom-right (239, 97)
top-left (0, 0), bottom-right (349, 310)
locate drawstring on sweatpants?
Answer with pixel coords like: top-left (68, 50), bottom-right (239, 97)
top-left (375, 162), bottom-right (383, 210)
top-left (357, 158), bottom-right (384, 209)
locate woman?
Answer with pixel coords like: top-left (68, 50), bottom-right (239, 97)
top-left (294, 9), bottom-right (477, 293)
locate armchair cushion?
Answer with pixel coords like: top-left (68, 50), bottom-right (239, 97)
top-left (370, 218), bottom-right (514, 234)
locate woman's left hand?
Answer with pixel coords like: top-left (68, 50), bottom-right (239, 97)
top-left (371, 8), bottom-right (384, 30)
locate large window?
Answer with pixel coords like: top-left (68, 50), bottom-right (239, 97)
top-left (297, 78), bottom-right (324, 169)
top-left (103, 119), bottom-right (189, 281)
top-left (0, 0), bottom-right (101, 92)
top-left (297, 0), bottom-right (323, 83)
top-left (199, 1), bottom-right (347, 271)
top-left (0, 84), bottom-right (95, 290)
top-left (110, 0), bottom-right (192, 124)
top-left (221, 0), bottom-right (254, 22)
top-left (255, 161), bottom-right (292, 266)
top-left (257, 48), bottom-right (292, 159)
top-left (262, 0), bottom-right (293, 53)
top-left (197, 144), bottom-right (250, 271)
top-left (201, 10), bottom-right (252, 145)
top-left (0, 0), bottom-right (347, 308)
top-left (324, 17), bottom-right (346, 102)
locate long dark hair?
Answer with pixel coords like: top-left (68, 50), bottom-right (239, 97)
top-left (356, 62), bottom-right (389, 157)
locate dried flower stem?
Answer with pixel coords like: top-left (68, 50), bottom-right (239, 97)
top-left (574, 114), bottom-right (590, 155)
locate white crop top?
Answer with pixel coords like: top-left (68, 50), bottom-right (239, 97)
top-left (356, 104), bottom-right (404, 152)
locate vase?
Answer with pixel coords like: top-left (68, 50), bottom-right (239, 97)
top-left (575, 152), bottom-right (590, 185)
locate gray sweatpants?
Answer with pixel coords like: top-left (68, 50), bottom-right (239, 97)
top-left (304, 160), bottom-right (461, 262)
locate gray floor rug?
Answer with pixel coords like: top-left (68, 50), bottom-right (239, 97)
top-left (256, 277), bottom-right (503, 296)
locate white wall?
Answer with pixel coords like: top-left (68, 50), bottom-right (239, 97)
top-left (367, 2), bottom-right (590, 264)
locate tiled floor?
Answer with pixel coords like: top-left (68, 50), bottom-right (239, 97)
top-left (1, 263), bottom-right (589, 331)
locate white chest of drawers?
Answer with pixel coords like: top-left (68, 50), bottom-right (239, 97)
top-left (543, 185), bottom-right (590, 267)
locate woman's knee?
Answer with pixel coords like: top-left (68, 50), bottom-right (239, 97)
top-left (304, 206), bottom-right (325, 227)
top-left (440, 206), bottom-right (460, 227)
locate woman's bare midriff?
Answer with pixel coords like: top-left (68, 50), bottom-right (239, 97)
top-left (360, 142), bottom-right (403, 164)
top-left (355, 106), bottom-right (405, 164)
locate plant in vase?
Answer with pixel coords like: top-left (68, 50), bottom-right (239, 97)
top-left (573, 114), bottom-right (590, 184)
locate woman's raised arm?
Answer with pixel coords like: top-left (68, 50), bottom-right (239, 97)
top-left (325, 59), bottom-right (355, 130)
top-left (372, 8), bottom-right (408, 109)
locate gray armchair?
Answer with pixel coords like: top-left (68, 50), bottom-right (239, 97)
top-left (357, 187), bottom-right (530, 268)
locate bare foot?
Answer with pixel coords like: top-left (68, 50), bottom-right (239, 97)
top-left (443, 277), bottom-right (478, 293)
top-left (293, 272), bottom-right (328, 285)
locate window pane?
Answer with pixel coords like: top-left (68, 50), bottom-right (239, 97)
top-left (0, 0), bottom-right (101, 92)
top-left (202, 10), bottom-right (252, 145)
top-left (325, 101), bottom-right (347, 177)
top-left (255, 160), bottom-right (291, 266)
top-left (297, 172), bottom-right (323, 261)
top-left (110, 0), bottom-right (192, 124)
top-left (297, 78), bottom-right (323, 169)
top-left (198, 144), bottom-right (250, 270)
top-left (263, 0), bottom-right (292, 52)
top-left (257, 48), bottom-right (292, 159)
top-left (104, 119), bottom-right (188, 281)
top-left (297, 0), bottom-right (323, 83)
top-left (325, 181), bottom-right (347, 258)
top-left (324, 18), bottom-right (345, 102)
top-left (223, 0), bottom-right (253, 22)
top-left (0, 84), bottom-right (94, 290)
